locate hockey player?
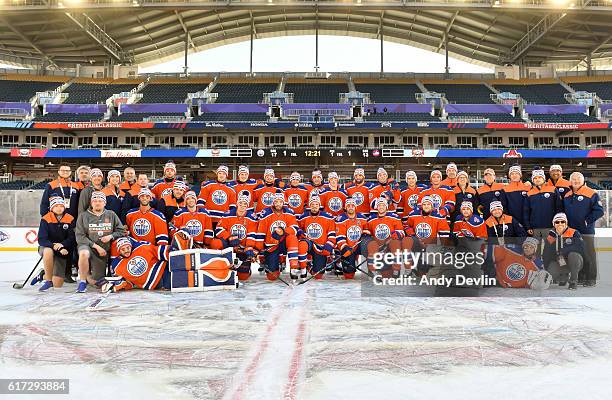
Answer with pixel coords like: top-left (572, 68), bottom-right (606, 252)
top-left (121, 173), bottom-right (157, 222)
top-left (297, 196), bottom-right (337, 280)
top-left (418, 170), bottom-right (455, 218)
top-left (253, 168), bottom-right (285, 214)
top-left (452, 201), bottom-right (487, 239)
top-left (213, 196), bottom-right (259, 280)
top-left (503, 165), bottom-right (531, 227)
top-left (197, 165), bottom-right (237, 224)
top-left (151, 161), bottom-right (182, 200)
top-left (343, 167), bottom-right (373, 216)
top-left (119, 167), bottom-right (137, 193)
top-left (368, 167), bottom-right (401, 213)
top-left (398, 170), bottom-right (426, 222)
top-left (40, 163), bottom-right (83, 218)
top-left (405, 196), bottom-right (452, 246)
top-left (476, 168), bottom-right (507, 220)
top-left (318, 172), bottom-right (349, 217)
top-left (109, 237), bottom-right (170, 292)
top-left (452, 171), bottom-right (478, 223)
top-left (158, 180), bottom-right (188, 223)
top-left (441, 162), bottom-right (459, 187)
top-left (78, 168), bottom-right (105, 216)
top-left (524, 168), bottom-right (563, 241)
top-left (228, 165), bottom-right (259, 211)
top-left (491, 237), bottom-right (550, 289)
top-left (336, 197), bottom-right (370, 279)
top-left (36, 197), bottom-right (76, 291)
top-left (125, 188), bottom-right (169, 246)
top-left (102, 170), bottom-right (124, 218)
top-left (305, 169), bottom-right (326, 198)
top-left (365, 197), bottom-right (415, 277)
top-left (543, 213), bottom-right (584, 290)
top-left (485, 201), bottom-right (527, 247)
top-left (546, 164), bottom-right (571, 196)
top-left (75, 191), bottom-right (125, 293)
top-left (249, 193), bottom-right (299, 281)
top-left (170, 191), bottom-right (214, 248)
top-left (284, 172), bottom-right (310, 215)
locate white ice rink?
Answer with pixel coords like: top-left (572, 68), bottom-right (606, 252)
top-left (2, 249), bottom-right (612, 400)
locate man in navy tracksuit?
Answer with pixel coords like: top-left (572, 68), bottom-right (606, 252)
top-left (563, 172), bottom-right (604, 286)
top-left (37, 196), bottom-right (76, 291)
top-left (476, 168), bottom-right (507, 220)
top-left (523, 168), bottom-right (563, 247)
top-left (503, 165), bottom-right (531, 227)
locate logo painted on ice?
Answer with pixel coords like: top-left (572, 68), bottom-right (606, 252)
top-left (270, 220), bottom-right (287, 234)
top-left (288, 194), bottom-right (302, 208)
top-left (415, 223), bottom-right (433, 239)
top-left (185, 219), bottom-right (202, 237)
top-left (374, 224), bottom-right (391, 240)
top-left (127, 256), bottom-right (148, 277)
top-left (0, 229), bottom-right (9, 244)
top-left (212, 190), bottom-right (228, 205)
top-left (328, 197), bottom-right (343, 212)
top-left (230, 224), bottom-right (247, 240)
top-left (347, 225), bottom-right (362, 242)
top-left (505, 263), bottom-right (526, 282)
top-left (262, 192), bottom-right (275, 207)
top-left (352, 192), bottom-right (364, 206)
top-left (133, 218), bottom-right (152, 237)
top-left (306, 223), bottom-right (324, 240)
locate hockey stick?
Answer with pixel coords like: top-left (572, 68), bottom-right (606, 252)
top-left (13, 257), bottom-right (43, 289)
top-left (262, 265), bottom-right (292, 287)
top-left (86, 277), bottom-right (122, 311)
top-left (297, 252), bottom-right (344, 285)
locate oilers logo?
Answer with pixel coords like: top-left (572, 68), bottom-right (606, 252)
top-left (306, 223), bottom-right (323, 240)
top-left (230, 224), bottom-right (247, 240)
top-left (262, 192), bottom-right (275, 207)
top-left (133, 218), bottom-right (152, 237)
top-left (270, 220), bottom-right (287, 234)
top-left (127, 256), bottom-right (148, 277)
top-left (347, 225), bottom-right (362, 242)
top-left (161, 188), bottom-right (173, 197)
top-left (185, 219), bottom-right (203, 236)
top-left (374, 224), bottom-right (391, 240)
top-left (415, 222), bottom-right (433, 239)
top-left (328, 197), bottom-right (343, 212)
top-left (311, 188), bottom-right (321, 197)
top-left (505, 263), bottom-right (526, 282)
top-left (352, 192), bottom-right (364, 206)
top-left (408, 194), bottom-right (419, 209)
top-left (212, 190), bottom-right (228, 205)
top-left (288, 194), bottom-right (302, 208)
top-left (239, 190), bottom-right (251, 202)
top-left (430, 194), bottom-right (443, 209)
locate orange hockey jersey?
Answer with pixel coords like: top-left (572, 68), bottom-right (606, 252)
top-left (228, 178), bottom-right (260, 211)
top-left (250, 207), bottom-right (299, 251)
top-left (125, 207), bottom-right (169, 245)
top-left (368, 181), bottom-right (401, 212)
top-left (170, 207), bottom-right (214, 247)
top-left (318, 187), bottom-right (349, 217)
top-left (417, 185), bottom-right (455, 216)
top-left (151, 177), bottom-right (182, 200)
top-left (492, 245), bottom-right (541, 288)
top-left (367, 212), bottom-right (405, 242)
top-left (253, 183), bottom-right (284, 213)
top-left (336, 213), bottom-right (370, 251)
top-left (197, 180), bottom-right (237, 222)
top-left (405, 209), bottom-right (451, 245)
top-left (112, 242), bottom-right (169, 290)
top-left (343, 182), bottom-right (373, 215)
top-left (452, 214), bottom-right (487, 239)
top-left (398, 184), bottom-right (427, 220)
top-left (284, 184), bottom-right (310, 215)
top-left (215, 210), bottom-right (259, 248)
top-left (297, 210), bottom-right (337, 247)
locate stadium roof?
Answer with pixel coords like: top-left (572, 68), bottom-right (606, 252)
top-left (0, 0), bottom-right (611, 71)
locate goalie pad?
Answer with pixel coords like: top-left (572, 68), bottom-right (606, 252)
top-left (171, 229), bottom-right (193, 252)
top-left (527, 269), bottom-right (552, 290)
top-left (169, 248), bottom-right (237, 291)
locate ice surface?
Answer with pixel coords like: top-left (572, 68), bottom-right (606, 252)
top-left (2, 251), bottom-right (612, 399)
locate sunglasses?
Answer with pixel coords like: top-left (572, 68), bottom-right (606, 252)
top-left (554, 221), bottom-right (567, 225)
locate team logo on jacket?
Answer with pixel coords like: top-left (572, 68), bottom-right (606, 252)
top-left (270, 220), bottom-right (287, 234)
top-left (212, 190), bottom-right (228, 205)
top-left (239, 190), bottom-right (251, 202)
top-left (262, 192), bottom-right (275, 207)
top-left (133, 218), bottom-right (152, 237)
top-left (559, 188), bottom-right (566, 193)
top-left (328, 197), bottom-right (343, 212)
top-left (347, 225), bottom-right (362, 242)
top-left (466, 194), bottom-right (473, 199)
top-left (127, 256), bottom-right (148, 277)
top-left (415, 223), bottom-right (433, 239)
top-left (230, 224), bottom-right (247, 240)
top-left (544, 193), bottom-right (550, 198)
top-left (430, 194), bottom-right (442, 209)
top-left (374, 224), bottom-right (391, 240)
top-left (62, 224), bottom-right (69, 230)
top-left (578, 196), bottom-right (584, 201)
top-left (306, 223), bottom-right (323, 239)
top-left (522, 191), bottom-right (527, 196)
top-left (288, 194), bottom-right (302, 208)
top-left (162, 188), bottom-right (173, 197)
top-left (495, 191), bottom-right (500, 197)
top-left (352, 192), bottom-right (364, 206)
top-left (408, 194), bottom-right (419, 209)
top-left (505, 263), bottom-right (526, 282)
top-left (185, 219), bottom-right (202, 236)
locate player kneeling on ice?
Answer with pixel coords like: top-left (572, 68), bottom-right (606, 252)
top-left (490, 237), bottom-right (552, 290)
top-left (36, 196), bottom-right (76, 291)
top-left (336, 197), bottom-right (370, 279)
top-left (364, 197), bottom-right (416, 278)
top-left (170, 191), bottom-right (214, 248)
top-left (296, 196), bottom-right (337, 280)
top-left (212, 196), bottom-right (259, 281)
top-left (543, 213), bottom-right (585, 290)
top-left (104, 237), bottom-right (170, 292)
top-left (253, 193), bottom-right (300, 281)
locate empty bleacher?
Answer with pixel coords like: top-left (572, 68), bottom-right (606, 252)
top-left (568, 81), bottom-right (612, 101)
top-left (138, 81), bottom-right (211, 103)
top-left (213, 82), bottom-right (278, 103)
top-left (29, 180), bottom-right (52, 190)
top-left (353, 82), bottom-right (421, 103)
top-left (34, 113), bottom-right (105, 122)
top-left (446, 112), bottom-right (524, 122)
top-left (0, 78), bottom-right (64, 102)
top-left (109, 112), bottom-right (188, 122)
top-left (63, 82), bottom-right (138, 104)
top-left (493, 82), bottom-right (569, 104)
top-left (529, 113), bottom-right (600, 123)
top-left (421, 83), bottom-right (494, 104)
top-left (0, 180), bottom-right (33, 190)
top-left (362, 112), bottom-right (439, 122)
top-left (284, 80), bottom-right (348, 103)
top-left (192, 112), bottom-right (268, 122)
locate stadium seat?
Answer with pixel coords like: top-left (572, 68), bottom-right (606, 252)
top-left (213, 83), bottom-right (278, 103)
top-left (283, 83), bottom-right (348, 103)
top-left (569, 81), bottom-right (612, 101)
top-left (0, 180), bottom-right (33, 190)
top-left (0, 79), bottom-right (62, 102)
top-left (138, 83), bottom-right (210, 103)
top-left (446, 112), bottom-right (524, 122)
top-left (34, 113), bottom-right (105, 122)
top-left (191, 112), bottom-right (268, 122)
top-left (28, 179), bottom-right (52, 190)
top-left (63, 83), bottom-right (137, 104)
top-left (421, 84), bottom-right (495, 104)
top-left (109, 112), bottom-right (188, 122)
top-left (362, 112), bottom-right (439, 122)
top-left (494, 83), bottom-right (569, 104)
top-left (353, 83), bottom-right (421, 103)
top-left (528, 113), bottom-right (600, 123)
